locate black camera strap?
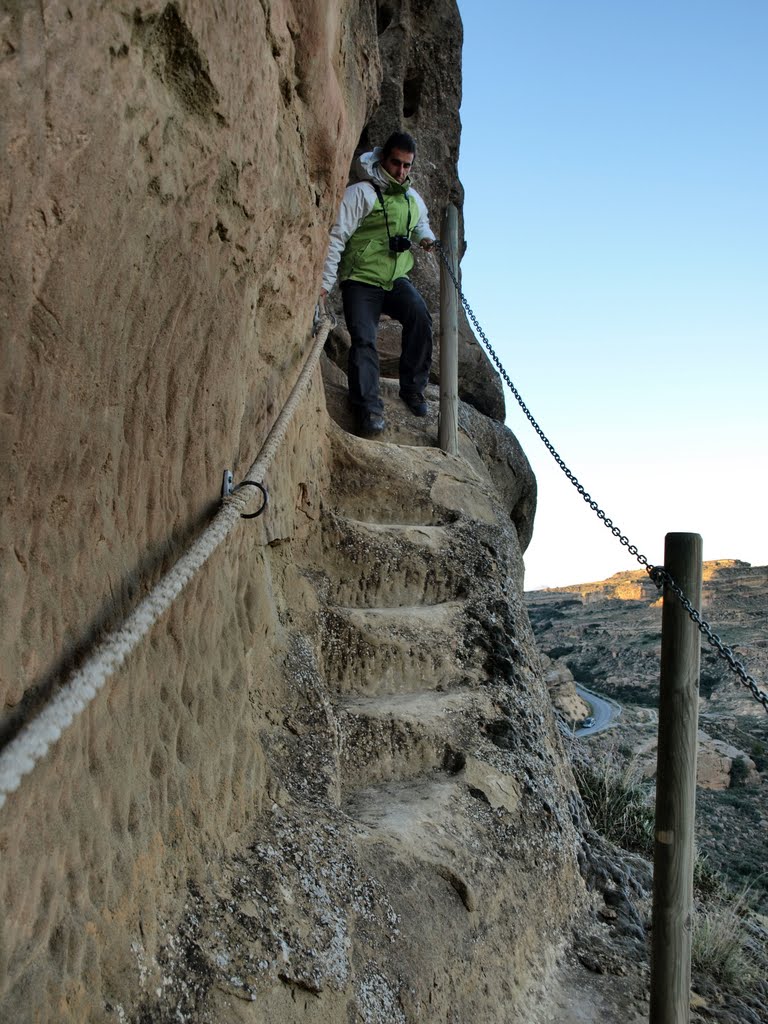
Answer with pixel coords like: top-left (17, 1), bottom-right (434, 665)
top-left (371, 182), bottom-right (412, 248)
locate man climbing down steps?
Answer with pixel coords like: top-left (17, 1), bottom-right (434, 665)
top-left (320, 130), bottom-right (436, 436)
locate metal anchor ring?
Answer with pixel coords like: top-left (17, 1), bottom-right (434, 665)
top-left (235, 480), bottom-right (269, 519)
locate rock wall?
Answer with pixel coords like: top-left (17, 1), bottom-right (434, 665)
top-left (2, 2), bottom-right (379, 1017)
top-left (1, 3), bottom-right (580, 1021)
top-left (1, 0), bottom-right (379, 711)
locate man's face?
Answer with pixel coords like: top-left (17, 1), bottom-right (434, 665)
top-left (381, 147), bottom-right (414, 184)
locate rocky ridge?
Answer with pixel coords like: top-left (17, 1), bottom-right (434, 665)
top-left (527, 560), bottom-right (768, 791)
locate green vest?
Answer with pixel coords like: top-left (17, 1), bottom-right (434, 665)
top-left (338, 181), bottom-right (419, 291)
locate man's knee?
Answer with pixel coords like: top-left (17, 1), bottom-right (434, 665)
top-left (347, 324), bottom-right (378, 350)
top-left (342, 284), bottom-right (383, 347)
top-left (389, 280), bottom-right (431, 326)
top-left (416, 295), bottom-right (433, 327)
top-left (407, 295), bottom-right (432, 334)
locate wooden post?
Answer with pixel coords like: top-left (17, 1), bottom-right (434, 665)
top-left (650, 533), bottom-right (703, 1024)
top-left (439, 204), bottom-right (459, 455)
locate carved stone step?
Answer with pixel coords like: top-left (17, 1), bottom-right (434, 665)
top-left (343, 753), bottom-right (525, 911)
top-left (315, 513), bottom-right (467, 609)
top-left (320, 601), bottom-right (470, 695)
top-left (343, 774), bottom-right (485, 913)
top-left (336, 689), bottom-right (484, 792)
top-left (326, 423), bottom-right (466, 526)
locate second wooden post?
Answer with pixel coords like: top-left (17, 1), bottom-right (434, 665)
top-left (439, 204), bottom-right (459, 455)
top-left (650, 532), bottom-right (703, 1024)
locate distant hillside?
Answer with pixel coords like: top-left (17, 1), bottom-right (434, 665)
top-left (526, 560), bottom-right (768, 911)
top-left (526, 559), bottom-right (768, 715)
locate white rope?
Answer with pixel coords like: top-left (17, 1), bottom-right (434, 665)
top-left (0, 317), bottom-right (333, 810)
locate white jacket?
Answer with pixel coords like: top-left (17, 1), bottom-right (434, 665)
top-left (321, 148), bottom-right (435, 294)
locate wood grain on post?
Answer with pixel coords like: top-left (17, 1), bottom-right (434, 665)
top-left (650, 532), bottom-right (703, 1024)
top-left (438, 204), bottom-right (459, 455)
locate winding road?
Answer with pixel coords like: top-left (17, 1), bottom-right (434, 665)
top-left (574, 685), bottom-right (621, 736)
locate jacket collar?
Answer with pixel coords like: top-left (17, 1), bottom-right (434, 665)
top-left (375, 162), bottom-right (411, 194)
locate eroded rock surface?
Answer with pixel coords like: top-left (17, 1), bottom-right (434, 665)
top-left (1, 3), bottom-right (581, 1022)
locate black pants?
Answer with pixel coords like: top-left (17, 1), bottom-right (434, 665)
top-left (341, 278), bottom-right (433, 415)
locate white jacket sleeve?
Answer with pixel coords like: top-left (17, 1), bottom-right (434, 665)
top-left (410, 189), bottom-right (436, 244)
top-left (321, 183), bottom-right (378, 293)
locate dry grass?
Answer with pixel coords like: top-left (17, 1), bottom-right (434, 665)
top-left (572, 754), bottom-right (655, 857)
top-left (692, 883), bottom-right (763, 991)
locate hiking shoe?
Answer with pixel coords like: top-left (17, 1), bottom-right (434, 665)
top-left (399, 391), bottom-right (428, 417)
top-left (359, 412), bottom-right (386, 436)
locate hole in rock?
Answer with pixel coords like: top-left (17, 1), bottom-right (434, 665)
top-left (376, 2), bottom-right (396, 35)
top-left (443, 746), bottom-right (466, 774)
top-left (402, 72), bottom-right (423, 119)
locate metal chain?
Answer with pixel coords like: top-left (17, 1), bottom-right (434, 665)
top-left (653, 567), bottom-right (768, 713)
top-left (434, 240), bottom-right (768, 714)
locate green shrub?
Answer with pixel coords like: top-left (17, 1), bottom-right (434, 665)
top-left (693, 851), bottom-right (725, 901)
top-left (729, 756), bottom-right (750, 788)
top-left (750, 741), bottom-right (767, 773)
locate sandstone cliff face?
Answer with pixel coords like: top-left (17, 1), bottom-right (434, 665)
top-left (1, 0), bottom-right (378, 711)
top-left (1, 4), bottom-right (579, 1021)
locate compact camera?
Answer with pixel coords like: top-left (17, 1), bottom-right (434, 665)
top-left (389, 235), bottom-right (411, 253)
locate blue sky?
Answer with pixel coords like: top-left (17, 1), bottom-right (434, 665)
top-left (455, 0), bottom-right (768, 589)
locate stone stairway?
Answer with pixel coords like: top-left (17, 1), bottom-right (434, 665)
top-left (298, 419), bottom-right (525, 913)
top-left (128, 389), bottom-right (581, 1023)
